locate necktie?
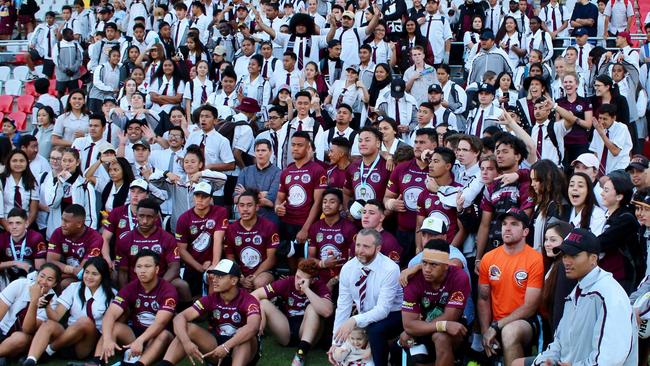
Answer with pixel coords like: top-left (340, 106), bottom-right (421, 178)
top-left (161, 83), bottom-right (169, 96)
top-left (201, 85), bottom-right (208, 104)
top-left (536, 125), bottom-right (543, 159)
top-left (168, 151), bottom-right (176, 172)
top-left (200, 134), bottom-right (207, 154)
top-left (475, 109), bottom-right (484, 136)
top-left (150, 63), bottom-right (157, 80)
top-left (270, 19), bottom-right (273, 27)
top-left (372, 46), bottom-right (377, 63)
top-left (85, 142), bottom-right (95, 170)
top-left (574, 285), bottom-right (582, 304)
top-left (47, 27), bottom-right (52, 57)
top-left (262, 61), bottom-right (268, 78)
top-left (337, 131), bottom-right (345, 137)
top-left (271, 131), bottom-right (279, 161)
top-left (551, 7), bottom-right (558, 31)
top-left (224, 96), bottom-right (229, 106)
top-left (14, 186), bottom-right (21, 208)
top-left (490, 9), bottom-right (494, 30)
top-left (297, 120), bottom-right (303, 131)
top-left (298, 39), bottom-right (304, 70)
top-left (599, 130), bottom-right (609, 176)
top-left (285, 72), bottom-right (291, 86)
top-left (529, 36), bottom-right (534, 51)
top-left (336, 88), bottom-right (347, 108)
top-left (86, 298), bottom-right (95, 324)
top-left (395, 98), bottom-right (401, 125)
top-left (425, 16), bottom-right (433, 40)
top-left (579, 46), bottom-right (584, 68)
top-left (355, 266), bottom-right (371, 312)
top-left (106, 123), bottom-right (112, 144)
top-left (175, 22), bottom-right (181, 47)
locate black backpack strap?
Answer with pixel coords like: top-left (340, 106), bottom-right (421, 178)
top-left (546, 122), bottom-right (562, 165)
top-left (327, 127), bottom-right (335, 144)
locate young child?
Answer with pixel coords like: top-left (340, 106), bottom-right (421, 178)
top-left (332, 327), bottom-right (374, 366)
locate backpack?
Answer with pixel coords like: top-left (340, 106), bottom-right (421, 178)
top-left (327, 128), bottom-right (357, 146)
top-left (217, 119), bottom-right (255, 166)
top-left (546, 121), bottom-right (562, 166)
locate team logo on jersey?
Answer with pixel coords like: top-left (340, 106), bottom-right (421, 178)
top-left (164, 298), bottom-right (176, 308)
top-left (271, 233), bottom-right (280, 244)
top-left (235, 236), bottom-right (242, 246)
top-left (353, 172), bottom-right (360, 181)
top-left (151, 301), bottom-right (159, 311)
top-left (414, 177), bottom-right (423, 183)
top-left (449, 291), bottom-right (465, 306)
top-left (253, 235), bottom-right (262, 245)
top-left (334, 233), bottom-right (344, 244)
top-left (37, 242), bottom-right (46, 252)
top-left (151, 245), bottom-right (162, 253)
top-left (301, 174), bottom-right (311, 184)
top-left (422, 297), bottom-right (430, 309)
top-left (319, 176), bottom-right (327, 185)
top-left (388, 251), bottom-right (400, 262)
top-left (402, 174), bottom-right (412, 184)
top-left (288, 297), bottom-right (294, 306)
top-left (575, 104), bottom-right (583, 112)
top-left (425, 198), bottom-right (432, 209)
top-left (247, 303), bottom-right (260, 313)
top-left (89, 248), bottom-right (101, 257)
top-left (135, 299), bottom-right (141, 308)
top-left (222, 219), bottom-right (229, 228)
top-left (489, 265), bottom-right (501, 280)
top-left (223, 313), bottom-right (230, 319)
top-left (370, 172), bottom-right (381, 183)
top-left (316, 233), bottom-right (324, 242)
top-left (285, 176), bottom-right (291, 184)
top-left (514, 270), bottom-right (528, 287)
top-left (232, 312), bottom-right (241, 323)
top-left (62, 244), bottom-right (69, 253)
top-left (213, 309), bottom-right (221, 319)
top-left (118, 219), bottom-right (127, 229)
top-left (190, 226), bottom-right (198, 235)
top-left (206, 219), bottom-right (216, 229)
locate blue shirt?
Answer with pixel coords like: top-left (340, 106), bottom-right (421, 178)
top-left (236, 163), bottom-right (282, 224)
top-left (570, 2), bottom-right (599, 37)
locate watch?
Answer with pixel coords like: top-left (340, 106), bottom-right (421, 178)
top-left (490, 321), bottom-right (500, 334)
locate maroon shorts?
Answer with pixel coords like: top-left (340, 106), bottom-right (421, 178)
top-left (17, 14), bottom-right (33, 25)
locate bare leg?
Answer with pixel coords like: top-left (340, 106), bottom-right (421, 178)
top-left (162, 324), bottom-right (218, 364)
top-left (432, 332), bottom-right (454, 366)
top-left (230, 337), bottom-right (257, 366)
top-left (298, 305), bottom-right (321, 344)
top-left (93, 323), bottom-right (136, 357)
top-left (501, 320), bottom-right (533, 366)
top-left (69, 318), bottom-right (100, 359)
top-left (26, 320), bottom-right (65, 360)
top-left (24, 52), bottom-right (35, 71)
top-left (171, 278), bottom-right (192, 303)
top-left (260, 299), bottom-right (290, 346)
top-left (253, 273), bottom-right (274, 289)
top-left (139, 330), bottom-right (174, 366)
top-left (0, 332), bottom-right (33, 357)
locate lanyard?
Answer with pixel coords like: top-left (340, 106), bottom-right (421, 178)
top-left (359, 154), bottom-right (380, 190)
top-left (127, 205), bottom-right (136, 231)
top-left (9, 235), bottom-right (27, 262)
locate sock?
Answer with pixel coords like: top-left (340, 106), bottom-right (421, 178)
top-left (45, 345), bottom-right (55, 356)
top-left (26, 356), bottom-right (37, 362)
top-left (157, 361), bottom-right (174, 366)
top-left (92, 356), bottom-right (105, 366)
top-left (133, 362), bottom-right (144, 366)
top-left (297, 340), bottom-right (311, 355)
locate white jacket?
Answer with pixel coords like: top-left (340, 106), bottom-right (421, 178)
top-left (43, 174), bottom-right (97, 239)
top-left (533, 267), bottom-right (638, 366)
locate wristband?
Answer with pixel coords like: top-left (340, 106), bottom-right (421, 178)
top-left (435, 321), bottom-right (447, 332)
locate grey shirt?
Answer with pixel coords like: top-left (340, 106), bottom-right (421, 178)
top-left (235, 163), bottom-right (281, 224)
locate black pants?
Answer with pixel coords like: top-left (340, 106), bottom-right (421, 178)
top-left (396, 230), bottom-right (416, 267)
top-left (367, 311), bottom-right (403, 366)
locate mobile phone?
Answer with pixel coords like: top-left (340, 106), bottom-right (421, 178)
top-left (40, 293), bottom-right (55, 308)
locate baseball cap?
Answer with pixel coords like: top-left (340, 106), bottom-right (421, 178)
top-left (342, 10), bottom-right (355, 19)
top-left (477, 83), bottom-right (495, 95)
top-left (278, 84), bottom-right (291, 93)
top-left (193, 181), bottom-right (212, 196)
top-left (571, 153), bottom-right (599, 169)
top-left (132, 139), bottom-right (150, 150)
top-left (479, 30), bottom-right (495, 40)
top-left (99, 4), bottom-right (114, 13)
top-left (129, 178), bottom-right (149, 191)
top-left (375, 114), bottom-right (395, 124)
top-left (207, 259), bottom-right (241, 277)
top-left (428, 84), bottom-right (443, 94)
top-left (626, 154), bottom-right (649, 172)
top-left (617, 31), bottom-right (632, 45)
top-left (418, 216), bottom-right (448, 235)
top-left (236, 97), bottom-right (261, 113)
top-left (498, 207), bottom-right (530, 226)
top-left (572, 27), bottom-right (588, 37)
top-left (346, 64), bottom-right (360, 74)
top-left (99, 144), bottom-right (116, 154)
top-left (553, 227), bottom-right (600, 256)
top-left (391, 78), bottom-right (406, 99)
top-left (213, 45), bottom-right (226, 56)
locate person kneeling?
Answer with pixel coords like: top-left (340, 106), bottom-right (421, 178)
top-left (158, 259), bottom-right (261, 366)
top-left (23, 257), bottom-right (114, 366)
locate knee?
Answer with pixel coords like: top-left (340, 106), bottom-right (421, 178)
top-left (156, 330), bottom-right (174, 344)
top-left (253, 275), bottom-right (272, 289)
top-left (500, 323), bottom-right (520, 348)
top-left (432, 332), bottom-right (452, 350)
top-left (74, 317), bottom-right (97, 333)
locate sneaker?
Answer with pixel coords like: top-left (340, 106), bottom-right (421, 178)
top-left (22, 358), bottom-right (36, 366)
top-left (25, 73), bottom-right (39, 81)
top-left (0, 357), bottom-right (6, 366)
top-left (290, 350), bottom-right (305, 366)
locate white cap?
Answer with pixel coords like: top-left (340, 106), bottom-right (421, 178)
top-left (350, 201), bottom-right (364, 220)
top-left (129, 178), bottom-right (149, 191)
top-left (571, 153), bottom-right (599, 169)
top-left (207, 259), bottom-right (241, 276)
top-left (418, 216), bottom-right (448, 234)
top-left (193, 181), bottom-right (212, 196)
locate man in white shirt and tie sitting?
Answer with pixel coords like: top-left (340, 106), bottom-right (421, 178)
top-left (329, 228), bottom-right (403, 366)
top-left (71, 114), bottom-right (111, 173)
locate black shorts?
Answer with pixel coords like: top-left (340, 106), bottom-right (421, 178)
top-left (288, 315), bottom-right (304, 347)
top-left (215, 335), bottom-right (261, 366)
top-left (56, 80), bottom-right (79, 95)
top-left (183, 267), bottom-right (206, 297)
top-left (496, 315), bottom-right (543, 352)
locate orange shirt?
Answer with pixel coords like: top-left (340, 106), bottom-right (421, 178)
top-left (479, 244), bottom-right (543, 321)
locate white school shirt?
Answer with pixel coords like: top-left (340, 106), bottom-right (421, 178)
top-left (273, 33), bottom-right (328, 70)
top-left (53, 113), bottom-right (90, 143)
top-left (149, 76), bottom-right (186, 115)
top-left (331, 27), bottom-right (369, 67)
top-left (183, 77), bottom-right (214, 114)
top-left (71, 136), bottom-right (111, 172)
top-left (419, 13), bottom-right (452, 64)
top-left (185, 129), bottom-right (235, 195)
top-left (0, 273), bottom-right (54, 335)
top-left (539, 3), bottom-right (569, 36)
top-left (29, 155), bottom-right (51, 179)
top-left (569, 205), bottom-right (606, 236)
top-left (588, 121), bottom-right (632, 174)
top-left (192, 14), bottom-right (212, 45)
top-left (530, 120), bottom-right (571, 166)
top-left (2, 177), bottom-right (39, 217)
top-left (57, 282), bottom-right (115, 331)
top-left (604, 0), bottom-right (634, 34)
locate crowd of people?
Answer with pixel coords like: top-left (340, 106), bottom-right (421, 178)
top-left (0, 0), bottom-right (649, 365)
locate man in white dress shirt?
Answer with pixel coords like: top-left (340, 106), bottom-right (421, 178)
top-left (71, 115), bottom-right (111, 172)
top-left (589, 103), bottom-right (632, 176)
top-left (329, 228), bottom-right (403, 366)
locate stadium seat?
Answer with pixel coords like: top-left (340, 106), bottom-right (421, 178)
top-left (24, 81), bottom-right (38, 97)
top-left (17, 95), bottom-right (35, 114)
top-left (8, 111), bottom-right (27, 131)
top-left (0, 113), bottom-right (4, 122)
top-left (0, 66), bottom-right (10, 83)
top-left (12, 66), bottom-right (30, 81)
top-left (48, 77), bottom-right (57, 95)
top-left (4, 80), bottom-right (22, 96)
top-left (0, 95), bottom-right (12, 113)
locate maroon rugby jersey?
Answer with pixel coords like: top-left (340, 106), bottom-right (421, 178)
top-left (115, 227), bottom-right (180, 281)
top-left (192, 289), bottom-right (261, 337)
top-left (417, 183), bottom-right (463, 243)
top-left (308, 217), bottom-right (357, 279)
top-left (175, 205), bottom-right (229, 264)
top-left (0, 230), bottom-right (46, 263)
top-left (344, 155), bottom-right (390, 202)
top-left (103, 205), bottom-right (162, 241)
top-left (48, 227), bottom-right (103, 267)
top-left (224, 217), bottom-right (280, 276)
top-left (112, 278), bottom-right (178, 332)
top-left (263, 276), bottom-right (331, 317)
top-left (386, 159), bottom-right (429, 231)
top-left (278, 161), bottom-right (328, 225)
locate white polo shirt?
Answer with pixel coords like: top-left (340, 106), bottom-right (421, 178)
top-left (604, 0), bottom-right (634, 34)
top-left (0, 273), bottom-right (54, 335)
top-left (589, 121), bottom-right (632, 174)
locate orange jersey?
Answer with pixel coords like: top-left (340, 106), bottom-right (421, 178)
top-left (479, 244), bottom-right (543, 320)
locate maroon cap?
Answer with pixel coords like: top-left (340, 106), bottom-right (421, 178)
top-left (236, 97), bottom-right (261, 113)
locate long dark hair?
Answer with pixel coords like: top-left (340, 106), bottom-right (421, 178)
top-left (570, 172), bottom-right (597, 229)
top-left (79, 257), bottom-right (114, 309)
top-left (110, 157), bottom-right (135, 185)
top-left (184, 144), bottom-right (205, 172)
top-left (530, 159), bottom-right (567, 218)
top-left (154, 59), bottom-right (184, 91)
top-left (62, 147), bottom-right (83, 178)
top-left (541, 219), bottom-right (573, 315)
top-left (369, 63), bottom-right (393, 106)
top-left (64, 89), bottom-right (89, 115)
top-left (495, 15), bottom-right (519, 44)
top-left (1, 149), bottom-right (36, 191)
top-left (37, 106), bottom-right (56, 127)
